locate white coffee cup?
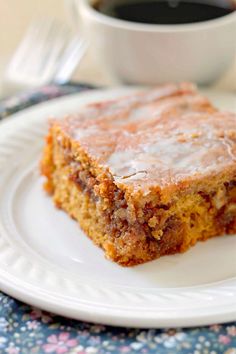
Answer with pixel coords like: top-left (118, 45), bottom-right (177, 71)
top-left (67, 0), bottom-right (236, 85)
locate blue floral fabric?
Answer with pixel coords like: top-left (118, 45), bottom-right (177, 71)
top-left (0, 83), bottom-right (236, 354)
top-left (0, 291), bottom-right (236, 354)
top-left (0, 83), bottom-right (95, 120)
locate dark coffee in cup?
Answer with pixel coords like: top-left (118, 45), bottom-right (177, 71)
top-left (94, 0), bottom-right (235, 24)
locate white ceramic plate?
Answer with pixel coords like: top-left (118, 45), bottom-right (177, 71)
top-left (0, 88), bottom-right (236, 328)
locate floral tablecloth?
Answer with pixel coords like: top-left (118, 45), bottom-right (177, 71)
top-left (0, 83), bottom-right (236, 354)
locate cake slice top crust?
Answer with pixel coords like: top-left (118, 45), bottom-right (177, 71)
top-left (53, 83), bottom-right (236, 193)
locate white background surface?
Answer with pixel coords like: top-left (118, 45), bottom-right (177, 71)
top-left (0, 0), bottom-right (113, 97)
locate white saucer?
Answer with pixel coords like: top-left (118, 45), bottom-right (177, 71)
top-left (0, 87), bottom-right (236, 328)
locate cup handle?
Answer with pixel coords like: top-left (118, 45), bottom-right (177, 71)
top-left (64, 0), bottom-right (80, 29)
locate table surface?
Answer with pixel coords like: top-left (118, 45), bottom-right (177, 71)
top-left (0, 2), bottom-right (236, 353)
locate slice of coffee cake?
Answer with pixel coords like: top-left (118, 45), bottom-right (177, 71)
top-left (41, 83), bottom-right (236, 266)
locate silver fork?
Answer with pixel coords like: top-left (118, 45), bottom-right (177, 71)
top-left (4, 17), bottom-right (87, 93)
